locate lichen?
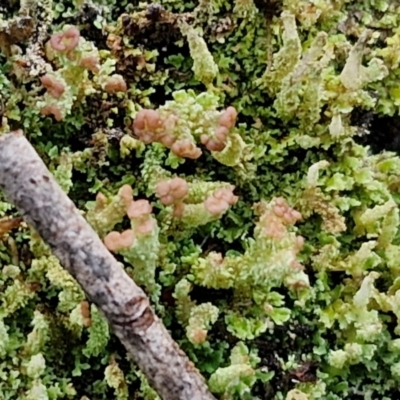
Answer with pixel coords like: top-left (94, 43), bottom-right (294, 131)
top-left (2, 0), bottom-right (400, 398)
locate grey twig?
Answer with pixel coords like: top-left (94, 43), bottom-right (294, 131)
top-left (0, 130), bottom-right (216, 400)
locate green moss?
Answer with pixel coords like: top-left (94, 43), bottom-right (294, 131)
top-left (2, 0), bottom-right (400, 399)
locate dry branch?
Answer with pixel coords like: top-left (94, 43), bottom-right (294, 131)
top-left (0, 130), bottom-right (216, 400)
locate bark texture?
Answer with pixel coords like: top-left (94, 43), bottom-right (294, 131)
top-left (0, 130), bottom-right (216, 400)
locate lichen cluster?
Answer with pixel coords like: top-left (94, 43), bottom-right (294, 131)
top-left (2, 0), bottom-right (400, 399)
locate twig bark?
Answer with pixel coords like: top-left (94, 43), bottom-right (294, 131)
top-left (0, 130), bottom-right (216, 400)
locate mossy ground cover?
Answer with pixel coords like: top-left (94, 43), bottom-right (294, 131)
top-left (2, 1), bottom-right (400, 399)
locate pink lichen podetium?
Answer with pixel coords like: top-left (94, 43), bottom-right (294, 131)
top-left (204, 186), bottom-right (239, 216)
top-left (127, 199), bottom-right (152, 218)
top-left (155, 177), bottom-right (188, 217)
top-left (39, 74), bottom-right (66, 119)
top-left (103, 195), bottom-right (156, 250)
top-left (257, 198), bottom-right (305, 271)
top-left (94, 192), bottom-right (108, 210)
top-left (127, 199), bottom-right (157, 235)
top-left (118, 184), bottom-right (134, 209)
top-left (133, 109), bottom-right (166, 144)
top-left (48, 25), bottom-right (101, 74)
top-left (132, 104), bottom-right (238, 158)
top-left (39, 25), bottom-right (104, 123)
top-left (40, 104), bottom-right (63, 121)
top-left (201, 106), bottom-right (238, 152)
top-left (104, 74), bottom-right (127, 94)
top-left (86, 184), bottom-right (134, 238)
top-left (40, 75), bottom-right (65, 99)
top-left (133, 109), bottom-right (202, 159)
top-left (79, 55), bottom-right (101, 73)
top-left (156, 178), bottom-right (189, 206)
top-left (171, 139), bottom-right (202, 159)
top-left (219, 106), bottom-right (238, 130)
top-left (200, 126), bottom-right (228, 152)
top-left (49, 26), bottom-right (80, 54)
top-left (273, 197), bottom-right (302, 225)
top-left (104, 229), bottom-right (135, 252)
top-left (258, 197), bottom-right (302, 240)
top-left (189, 329), bottom-right (208, 345)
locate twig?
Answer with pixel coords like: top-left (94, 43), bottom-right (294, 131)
top-left (0, 130), bottom-right (216, 400)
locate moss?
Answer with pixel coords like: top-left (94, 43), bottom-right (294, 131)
top-left (2, 0), bottom-right (400, 399)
